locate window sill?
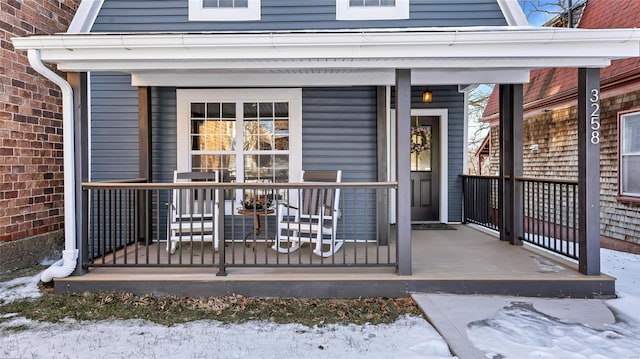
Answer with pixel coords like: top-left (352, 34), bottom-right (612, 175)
top-left (617, 195), bottom-right (640, 204)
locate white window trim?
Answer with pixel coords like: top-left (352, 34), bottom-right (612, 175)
top-left (336, 0), bottom-right (409, 20)
top-left (620, 111), bottom-right (640, 198)
top-left (176, 88), bottom-right (302, 180)
top-left (188, 0), bottom-right (261, 21)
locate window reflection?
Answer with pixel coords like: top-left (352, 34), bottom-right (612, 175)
top-left (189, 101), bottom-right (290, 184)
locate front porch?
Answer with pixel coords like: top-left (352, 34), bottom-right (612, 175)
top-left (56, 225), bottom-right (614, 298)
top-left (12, 26), bottom-right (640, 298)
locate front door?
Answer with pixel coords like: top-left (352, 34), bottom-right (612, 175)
top-left (411, 116), bottom-right (440, 222)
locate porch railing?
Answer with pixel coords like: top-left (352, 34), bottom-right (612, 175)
top-left (81, 181), bottom-right (397, 274)
top-left (520, 177), bottom-right (579, 260)
top-left (461, 175), bottom-right (500, 231)
top-left (462, 175), bottom-right (579, 260)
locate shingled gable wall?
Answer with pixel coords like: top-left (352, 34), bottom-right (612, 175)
top-left (0, 0), bottom-right (81, 273)
top-left (480, 0), bottom-right (640, 252)
top-left (486, 89), bottom-right (640, 248)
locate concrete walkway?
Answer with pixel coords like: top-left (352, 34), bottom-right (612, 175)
top-left (412, 294), bottom-right (616, 359)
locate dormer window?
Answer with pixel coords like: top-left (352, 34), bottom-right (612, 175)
top-left (336, 0), bottom-right (409, 20)
top-left (188, 0), bottom-right (260, 21)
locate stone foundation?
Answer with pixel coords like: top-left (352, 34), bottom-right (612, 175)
top-left (0, 230), bottom-right (64, 274)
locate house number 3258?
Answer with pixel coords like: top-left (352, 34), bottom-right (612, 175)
top-left (589, 89), bottom-right (600, 144)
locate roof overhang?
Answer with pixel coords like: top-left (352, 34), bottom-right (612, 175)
top-left (12, 27), bottom-right (640, 86)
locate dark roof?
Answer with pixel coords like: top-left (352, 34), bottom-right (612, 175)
top-left (482, 0), bottom-right (640, 119)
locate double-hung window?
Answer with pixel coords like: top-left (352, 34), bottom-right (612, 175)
top-left (619, 110), bottom-right (640, 199)
top-left (177, 89), bottom-right (302, 208)
top-left (336, 0), bottom-right (409, 20)
top-left (188, 0), bottom-right (260, 21)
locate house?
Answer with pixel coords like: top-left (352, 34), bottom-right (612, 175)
top-left (480, 0), bottom-right (640, 253)
top-left (10, 0), bottom-right (640, 297)
top-left (0, 0), bottom-right (81, 273)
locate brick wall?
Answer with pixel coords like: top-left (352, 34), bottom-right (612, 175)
top-left (0, 0), bottom-right (81, 271)
top-left (488, 90), bottom-right (640, 245)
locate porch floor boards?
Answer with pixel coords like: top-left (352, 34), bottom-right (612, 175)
top-left (57, 225), bottom-right (615, 298)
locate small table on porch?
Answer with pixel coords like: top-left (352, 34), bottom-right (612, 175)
top-left (237, 208), bottom-right (275, 248)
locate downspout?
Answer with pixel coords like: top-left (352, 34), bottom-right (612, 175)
top-left (27, 49), bottom-right (78, 282)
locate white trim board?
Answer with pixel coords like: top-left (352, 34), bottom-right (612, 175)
top-left (176, 88), bottom-right (302, 215)
top-left (14, 28), bottom-right (640, 74)
top-left (390, 108), bottom-right (449, 224)
top-left (188, 0), bottom-right (261, 21)
top-left (175, 88), bottom-right (302, 178)
top-left (67, 0), bottom-right (104, 34)
top-left (496, 0), bottom-right (529, 26)
top-left (336, 0), bottom-right (409, 20)
top-left (131, 69), bottom-right (531, 87)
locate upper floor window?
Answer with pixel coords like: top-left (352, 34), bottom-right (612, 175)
top-left (336, 0), bottom-right (409, 20)
top-left (619, 110), bottom-right (640, 200)
top-left (188, 0), bottom-right (260, 21)
top-left (349, 0), bottom-right (396, 6)
top-left (203, 0), bottom-right (248, 8)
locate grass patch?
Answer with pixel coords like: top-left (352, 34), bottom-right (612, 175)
top-left (0, 291), bottom-right (423, 328)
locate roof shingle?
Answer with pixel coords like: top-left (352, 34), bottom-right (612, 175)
top-left (482, 0), bottom-right (640, 119)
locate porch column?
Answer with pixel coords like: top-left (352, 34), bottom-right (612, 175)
top-left (139, 87), bottom-right (152, 181)
top-left (138, 87), bottom-right (152, 243)
top-left (577, 68), bottom-right (601, 275)
top-left (68, 72), bottom-right (89, 275)
top-left (498, 84), bottom-right (524, 246)
top-left (376, 86), bottom-right (389, 246)
top-left (395, 69), bottom-right (412, 275)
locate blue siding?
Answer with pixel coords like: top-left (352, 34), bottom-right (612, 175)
top-left (303, 87), bottom-right (379, 238)
top-left (392, 85), bottom-right (465, 222)
top-left (91, 84), bottom-right (379, 238)
top-left (151, 87), bottom-right (178, 183)
top-left (90, 72), bottom-right (139, 181)
top-left (302, 87), bottom-right (377, 182)
top-left (91, 0), bottom-right (508, 32)
top-left (91, 81), bottom-right (463, 225)
top-left (412, 86), bottom-right (465, 222)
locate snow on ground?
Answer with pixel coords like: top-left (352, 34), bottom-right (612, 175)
top-left (0, 273), bottom-right (454, 358)
top-left (1, 248), bottom-right (639, 359)
top-left (0, 315), bottom-right (453, 359)
top-left (467, 248), bottom-right (640, 359)
top-left (0, 275), bottom-right (42, 304)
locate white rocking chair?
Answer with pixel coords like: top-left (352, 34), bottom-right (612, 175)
top-left (167, 171), bottom-right (219, 254)
top-left (273, 170), bottom-right (343, 257)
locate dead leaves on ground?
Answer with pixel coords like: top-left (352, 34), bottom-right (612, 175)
top-left (0, 292), bottom-right (423, 327)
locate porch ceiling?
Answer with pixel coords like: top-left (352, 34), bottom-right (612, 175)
top-left (12, 27), bottom-right (640, 86)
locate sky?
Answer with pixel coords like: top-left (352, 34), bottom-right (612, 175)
top-left (518, 0), bottom-right (578, 26)
top-left (467, 1), bottom-right (573, 148)
top-left (1, 248), bottom-right (639, 359)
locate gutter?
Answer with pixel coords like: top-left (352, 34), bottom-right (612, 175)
top-left (26, 49), bottom-right (78, 282)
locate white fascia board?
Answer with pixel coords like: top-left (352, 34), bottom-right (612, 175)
top-left (26, 28), bottom-right (640, 49)
top-left (36, 43), bottom-right (635, 65)
top-left (130, 68), bottom-right (531, 87)
top-left (12, 28), bottom-right (640, 70)
top-left (67, 0), bottom-right (104, 34)
top-left (56, 57), bottom-right (611, 73)
top-left (496, 0), bottom-right (529, 26)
